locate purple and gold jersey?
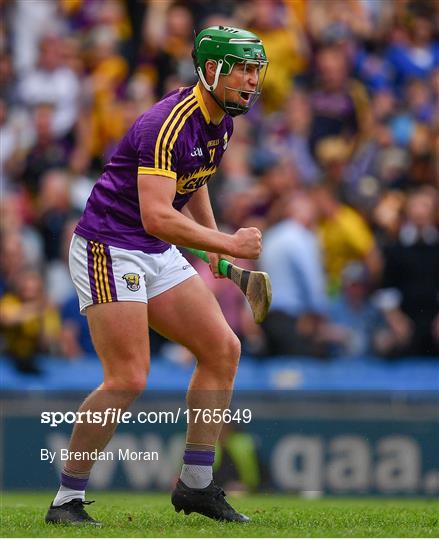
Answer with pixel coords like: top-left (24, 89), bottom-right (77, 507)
top-left (75, 84), bottom-right (233, 253)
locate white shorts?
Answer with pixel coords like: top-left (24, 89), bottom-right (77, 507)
top-left (69, 234), bottom-right (197, 314)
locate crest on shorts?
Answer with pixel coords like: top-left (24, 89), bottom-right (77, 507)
top-left (122, 273), bottom-right (140, 292)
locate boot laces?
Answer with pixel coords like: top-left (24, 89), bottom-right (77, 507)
top-left (70, 499), bottom-right (95, 517)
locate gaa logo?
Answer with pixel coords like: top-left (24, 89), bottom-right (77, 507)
top-left (122, 273), bottom-right (140, 291)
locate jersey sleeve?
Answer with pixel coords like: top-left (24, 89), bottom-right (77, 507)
top-left (135, 107), bottom-right (179, 180)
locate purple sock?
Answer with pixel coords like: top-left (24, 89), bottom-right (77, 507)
top-left (183, 450), bottom-right (215, 466)
top-left (61, 471), bottom-right (89, 491)
top-left (181, 450), bottom-right (215, 488)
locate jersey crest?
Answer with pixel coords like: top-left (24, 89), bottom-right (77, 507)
top-left (176, 165), bottom-right (217, 194)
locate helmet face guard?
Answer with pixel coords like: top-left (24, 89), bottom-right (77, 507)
top-left (193, 27), bottom-right (269, 117)
top-left (221, 57), bottom-right (268, 116)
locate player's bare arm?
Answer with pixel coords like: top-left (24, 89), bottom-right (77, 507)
top-left (138, 174), bottom-right (262, 259)
top-left (185, 185), bottom-right (234, 277)
top-left (185, 185), bottom-right (217, 230)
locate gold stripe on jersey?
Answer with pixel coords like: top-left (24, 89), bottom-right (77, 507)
top-left (194, 83), bottom-right (211, 124)
top-left (159, 96), bottom-right (197, 171)
top-left (137, 166), bottom-right (177, 179)
top-left (165, 101), bottom-right (200, 170)
top-left (154, 92), bottom-right (196, 171)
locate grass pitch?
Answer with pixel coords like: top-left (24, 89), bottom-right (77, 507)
top-left (1, 491), bottom-right (438, 537)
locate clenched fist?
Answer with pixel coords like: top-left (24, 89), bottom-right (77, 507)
top-left (232, 227), bottom-right (262, 259)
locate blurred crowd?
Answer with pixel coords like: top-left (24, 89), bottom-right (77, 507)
top-left (1, 0), bottom-right (438, 372)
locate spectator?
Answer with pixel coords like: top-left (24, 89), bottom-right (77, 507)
top-left (9, 0), bottom-right (62, 75)
top-left (405, 78), bottom-right (434, 123)
top-left (219, 116), bottom-right (254, 205)
top-left (0, 95), bottom-right (30, 189)
top-left (68, 152), bottom-right (95, 215)
top-left (84, 24), bottom-right (129, 161)
top-left (372, 146), bottom-right (410, 191)
top-left (44, 217), bottom-right (77, 308)
top-left (312, 182), bottom-right (382, 294)
top-left (245, 0), bottom-right (309, 113)
top-left (36, 169), bottom-right (74, 262)
top-left (385, 7), bottom-right (439, 95)
top-left (315, 136), bottom-right (352, 197)
top-left (0, 269), bottom-right (61, 373)
top-left (0, 192), bottom-right (44, 279)
top-left (307, 0), bottom-right (374, 44)
top-left (144, 1), bottom-right (196, 98)
top-left (279, 90), bottom-right (321, 186)
top-left (0, 233), bottom-right (27, 297)
top-left (308, 44), bottom-right (372, 156)
top-left (248, 150), bottom-right (298, 229)
top-left (321, 263), bottom-right (401, 358)
top-left (314, 135), bottom-right (380, 212)
top-left (17, 34), bottom-right (80, 138)
top-left (260, 191), bottom-right (329, 356)
top-left (351, 45), bottom-right (392, 96)
top-left (372, 190), bottom-right (406, 247)
top-left (55, 216), bottom-right (91, 360)
top-left (376, 188), bottom-right (439, 357)
top-left (222, 148), bottom-right (298, 236)
top-left (19, 104), bottom-right (69, 197)
top-left (407, 122), bottom-right (436, 188)
top-left (0, 52), bottom-right (20, 107)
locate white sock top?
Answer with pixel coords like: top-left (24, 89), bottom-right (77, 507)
top-left (180, 463), bottom-right (213, 489)
top-left (53, 486), bottom-right (85, 507)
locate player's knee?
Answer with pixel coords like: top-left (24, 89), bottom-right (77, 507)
top-left (103, 372), bottom-right (147, 396)
top-left (125, 376), bottom-right (147, 395)
top-left (224, 332), bottom-right (241, 364)
top-left (206, 332), bottom-right (241, 381)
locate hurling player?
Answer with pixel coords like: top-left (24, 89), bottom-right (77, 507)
top-left (45, 26), bottom-right (268, 525)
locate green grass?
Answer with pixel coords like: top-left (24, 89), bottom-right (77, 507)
top-left (1, 492), bottom-right (438, 537)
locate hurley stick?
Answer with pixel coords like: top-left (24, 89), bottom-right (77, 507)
top-left (184, 247), bottom-right (272, 323)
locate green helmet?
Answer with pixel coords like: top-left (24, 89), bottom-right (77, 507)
top-left (192, 26), bottom-right (268, 117)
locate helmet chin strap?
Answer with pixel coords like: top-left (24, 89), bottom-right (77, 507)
top-left (197, 59), bottom-right (223, 92)
top-left (197, 59), bottom-right (248, 117)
